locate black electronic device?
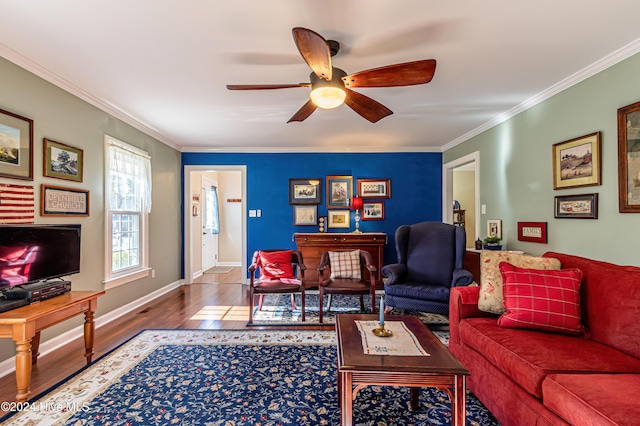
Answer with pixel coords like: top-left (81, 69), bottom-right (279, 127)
top-left (0, 224), bottom-right (81, 290)
top-left (0, 298), bottom-right (29, 313)
top-left (3, 280), bottom-right (72, 303)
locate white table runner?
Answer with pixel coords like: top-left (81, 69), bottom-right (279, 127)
top-left (355, 320), bottom-right (430, 356)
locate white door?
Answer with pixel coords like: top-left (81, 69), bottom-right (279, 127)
top-left (202, 177), bottom-right (219, 271)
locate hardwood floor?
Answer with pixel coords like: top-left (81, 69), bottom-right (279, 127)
top-left (0, 268), bottom-right (329, 414)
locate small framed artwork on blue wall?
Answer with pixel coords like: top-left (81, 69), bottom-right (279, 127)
top-left (326, 175), bottom-right (352, 208)
top-left (294, 205), bottom-right (317, 225)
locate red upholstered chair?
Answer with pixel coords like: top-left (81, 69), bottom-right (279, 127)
top-left (317, 249), bottom-right (376, 323)
top-left (248, 249), bottom-right (306, 324)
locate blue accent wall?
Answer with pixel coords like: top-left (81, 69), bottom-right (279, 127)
top-left (182, 152), bottom-right (442, 271)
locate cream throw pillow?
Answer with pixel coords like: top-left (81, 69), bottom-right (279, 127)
top-left (329, 250), bottom-right (361, 280)
top-left (478, 251), bottom-right (561, 314)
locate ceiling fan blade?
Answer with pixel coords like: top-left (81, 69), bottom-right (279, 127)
top-left (226, 84), bottom-right (311, 90)
top-left (292, 27), bottom-right (332, 80)
top-left (344, 88), bottom-right (393, 123)
top-left (342, 59), bottom-right (436, 88)
top-left (287, 99), bottom-right (318, 123)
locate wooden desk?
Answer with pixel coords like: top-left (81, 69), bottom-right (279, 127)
top-left (0, 290), bottom-right (105, 402)
top-left (294, 233), bottom-right (387, 285)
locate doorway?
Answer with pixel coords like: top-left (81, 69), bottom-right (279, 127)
top-left (443, 152), bottom-right (480, 247)
top-left (183, 165), bottom-right (247, 284)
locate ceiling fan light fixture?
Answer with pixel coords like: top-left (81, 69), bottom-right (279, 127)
top-left (310, 86), bottom-right (346, 109)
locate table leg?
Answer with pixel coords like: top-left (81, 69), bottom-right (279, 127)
top-left (340, 371), bottom-right (353, 426)
top-left (452, 374), bottom-right (466, 426)
top-left (410, 386), bottom-right (420, 410)
top-left (13, 323), bottom-right (36, 402)
top-left (84, 310), bottom-right (96, 364)
top-left (31, 331), bottom-right (41, 366)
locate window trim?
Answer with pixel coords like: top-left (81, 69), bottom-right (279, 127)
top-left (103, 135), bottom-right (151, 290)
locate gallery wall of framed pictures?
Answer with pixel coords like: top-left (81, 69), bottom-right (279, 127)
top-left (0, 107), bottom-right (89, 219)
top-left (289, 176), bottom-right (391, 229)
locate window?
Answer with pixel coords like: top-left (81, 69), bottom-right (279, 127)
top-left (104, 135), bottom-right (152, 289)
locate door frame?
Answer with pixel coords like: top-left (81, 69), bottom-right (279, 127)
top-left (443, 151), bottom-right (480, 241)
top-left (183, 165), bottom-right (247, 284)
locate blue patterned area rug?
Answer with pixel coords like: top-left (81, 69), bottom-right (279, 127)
top-left (251, 290), bottom-right (450, 327)
top-left (1, 330), bottom-right (499, 425)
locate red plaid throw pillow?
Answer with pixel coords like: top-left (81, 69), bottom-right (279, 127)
top-left (258, 250), bottom-right (295, 280)
top-left (497, 262), bottom-right (588, 336)
top-left (328, 250), bottom-right (361, 280)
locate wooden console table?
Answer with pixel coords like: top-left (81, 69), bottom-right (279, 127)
top-left (0, 290), bottom-right (105, 402)
top-left (294, 232), bottom-right (387, 285)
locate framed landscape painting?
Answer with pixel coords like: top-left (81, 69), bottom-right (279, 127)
top-left (552, 132), bottom-right (601, 190)
top-left (0, 108), bottom-right (33, 181)
top-left (44, 138), bottom-right (84, 182)
top-left (289, 178), bottom-right (321, 205)
top-left (618, 100), bottom-right (640, 212)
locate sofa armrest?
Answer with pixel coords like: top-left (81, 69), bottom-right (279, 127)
top-left (381, 263), bottom-right (406, 285)
top-left (450, 286), bottom-right (497, 344)
top-left (452, 268), bottom-right (474, 287)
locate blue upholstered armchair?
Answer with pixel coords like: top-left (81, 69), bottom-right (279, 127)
top-left (382, 221), bottom-right (474, 316)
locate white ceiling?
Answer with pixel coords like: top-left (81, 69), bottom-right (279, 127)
top-left (1, 1), bottom-right (640, 153)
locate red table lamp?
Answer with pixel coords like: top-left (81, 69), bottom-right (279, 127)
top-left (351, 196), bottom-right (363, 234)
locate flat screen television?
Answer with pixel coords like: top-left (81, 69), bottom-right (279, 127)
top-left (0, 224), bottom-right (81, 289)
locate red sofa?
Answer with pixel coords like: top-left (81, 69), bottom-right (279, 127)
top-left (449, 252), bottom-right (640, 426)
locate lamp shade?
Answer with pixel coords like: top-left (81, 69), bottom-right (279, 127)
top-left (351, 197), bottom-right (363, 210)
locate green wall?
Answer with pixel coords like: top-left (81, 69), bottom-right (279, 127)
top-left (444, 51), bottom-right (640, 266)
top-left (0, 57), bottom-right (182, 364)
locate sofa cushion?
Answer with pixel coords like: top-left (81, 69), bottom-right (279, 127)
top-left (497, 262), bottom-right (587, 336)
top-left (544, 252), bottom-right (640, 359)
top-left (459, 317), bottom-right (640, 398)
top-left (478, 251), bottom-right (561, 314)
top-left (329, 250), bottom-right (361, 280)
top-left (543, 374), bottom-right (640, 426)
top-left (258, 250), bottom-right (295, 280)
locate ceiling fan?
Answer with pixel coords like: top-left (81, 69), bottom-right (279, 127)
top-left (226, 27), bottom-right (437, 123)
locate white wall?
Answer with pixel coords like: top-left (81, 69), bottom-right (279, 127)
top-left (217, 171), bottom-right (242, 265)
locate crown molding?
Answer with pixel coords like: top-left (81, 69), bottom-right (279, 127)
top-left (442, 36), bottom-right (640, 152)
top-left (180, 145), bottom-right (441, 153)
top-left (0, 42), bottom-right (181, 151)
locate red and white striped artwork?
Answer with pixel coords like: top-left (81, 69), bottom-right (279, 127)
top-left (0, 183), bottom-right (34, 224)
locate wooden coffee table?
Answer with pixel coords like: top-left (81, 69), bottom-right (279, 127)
top-left (335, 314), bottom-right (469, 426)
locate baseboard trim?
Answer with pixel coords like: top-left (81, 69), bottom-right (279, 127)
top-left (0, 279), bottom-right (184, 379)
top-left (217, 262), bottom-right (241, 266)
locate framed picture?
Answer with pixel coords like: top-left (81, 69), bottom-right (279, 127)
top-left (44, 138), bottom-right (84, 182)
top-left (327, 209), bottom-right (350, 229)
top-left (294, 205), bottom-right (317, 225)
top-left (487, 219), bottom-right (502, 239)
top-left (554, 193), bottom-right (598, 219)
top-left (517, 222), bottom-right (548, 243)
top-left (617, 100), bottom-right (640, 212)
top-left (289, 178), bottom-right (321, 205)
top-left (362, 202), bottom-right (384, 220)
top-left (0, 108), bottom-right (33, 181)
top-left (357, 178), bottom-right (391, 198)
top-left (41, 184), bottom-right (90, 216)
top-left (326, 175), bottom-right (352, 208)
top-left (552, 131), bottom-right (601, 190)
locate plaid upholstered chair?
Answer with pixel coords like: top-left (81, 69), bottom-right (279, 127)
top-left (317, 250), bottom-right (377, 323)
top-left (248, 249), bottom-right (306, 324)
